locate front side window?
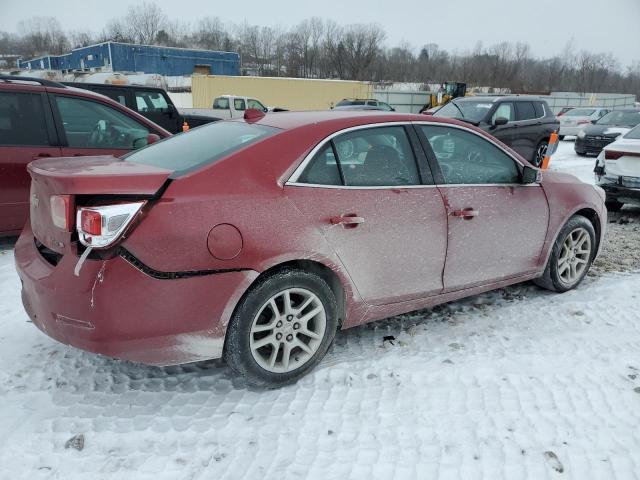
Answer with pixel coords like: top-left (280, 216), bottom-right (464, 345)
top-left (124, 121), bottom-right (278, 176)
top-left (565, 108), bottom-right (596, 117)
top-left (492, 102), bottom-right (515, 123)
top-left (0, 92), bottom-right (49, 146)
top-left (55, 95), bottom-right (150, 149)
top-left (135, 91), bottom-right (169, 112)
top-left (420, 125), bottom-right (520, 184)
top-left (298, 125), bottom-right (421, 187)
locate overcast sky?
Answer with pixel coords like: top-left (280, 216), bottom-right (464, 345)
top-left (1, 0), bottom-right (639, 67)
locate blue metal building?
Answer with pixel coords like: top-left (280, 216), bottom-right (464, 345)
top-left (18, 42), bottom-right (240, 76)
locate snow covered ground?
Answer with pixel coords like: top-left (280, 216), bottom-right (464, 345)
top-left (2, 142), bottom-right (640, 480)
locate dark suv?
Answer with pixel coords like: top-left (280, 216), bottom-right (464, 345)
top-left (0, 76), bottom-right (170, 236)
top-left (433, 96), bottom-right (559, 166)
top-left (64, 82), bottom-right (220, 133)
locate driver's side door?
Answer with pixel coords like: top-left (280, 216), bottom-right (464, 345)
top-left (51, 94), bottom-right (151, 158)
top-left (417, 124), bottom-right (549, 291)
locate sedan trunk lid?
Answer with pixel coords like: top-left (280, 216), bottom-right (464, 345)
top-left (28, 155), bottom-right (172, 254)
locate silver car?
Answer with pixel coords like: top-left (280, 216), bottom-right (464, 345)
top-left (559, 107), bottom-right (610, 138)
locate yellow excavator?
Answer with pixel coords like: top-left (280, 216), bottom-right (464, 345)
top-left (421, 82), bottom-right (467, 113)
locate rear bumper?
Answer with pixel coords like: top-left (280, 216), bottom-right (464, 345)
top-left (597, 176), bottom-right (640, 204)
top-left (575, 136), bottom-right (617, 155)
top-left (14, 225), bottom-right (258, 366)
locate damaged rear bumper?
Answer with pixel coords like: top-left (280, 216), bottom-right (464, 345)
top-left (597, 176), bottom-right (640, 205)
top-left (14, 224), bottom-right (258, 366)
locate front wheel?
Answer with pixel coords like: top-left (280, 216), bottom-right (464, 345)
top-left (532, 140), bottom-right (549, 167)
top-left (224, 269), bottom-right (338, 387)
top-left (535, 215), bottom-right (596, 292)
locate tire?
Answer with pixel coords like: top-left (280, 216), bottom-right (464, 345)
top-left (605, 200), bottom-right (624, 212)
top-left (534, 215), bottom-right (596, 293)
top-left (224, 269), bottom-right (338, 387)
top-left (558, 135), bottom-right (565, 141)
top-left (532, 140), bottom-right (548, 167)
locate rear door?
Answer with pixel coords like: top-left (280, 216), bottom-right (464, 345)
top-left (0, 90), bottom-right (61, 234)
top-left (50, 93), bottom-right (154, 158)
top-left (285, 124), bottom-right (448, 305)
top-left (417, 123), bottom-right (549, 290)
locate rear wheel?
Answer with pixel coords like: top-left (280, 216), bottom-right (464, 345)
top-left (605, 200), bottom-right (624, 212)
top-left (535, 215), bottom-right (596, 292)
top-left (532, 140), bottom-right (548, 167)
top-left (224, 269), bottom-right (338, 387)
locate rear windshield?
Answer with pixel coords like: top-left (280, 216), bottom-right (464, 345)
top-left (124, 121), bottom-right (278, 175)
top-left (337, 100), bottom-right (365, 106)
top-left (624, 124), bottom-right (640, 139)
top-left (213, 97), bottom-right (230, 109)
top-left (597, 110), bottom-right (640, 126)
top-left (565, 108), bottom-right (596, 116)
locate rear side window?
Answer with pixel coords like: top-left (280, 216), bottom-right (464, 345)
top-left (93, 88), bottom-right (127, 107)
top-left (515, 102), bottom-right (537, 121)
top-left (297, 126), bottom-right (421, 187)
top-left (135, 91), bottom-right (170, 112)
top-left (213, 97), bottom-right (229, 109)
top-left (124, 121), bottom-right (278, 175)
top-left (533, 102), bottom-right (545, 118)
top-left (234, 98), bottom-right (246, 111)
top-left (0, 92), bottom-right (50, 146)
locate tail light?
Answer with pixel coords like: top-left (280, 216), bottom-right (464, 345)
top-left (50, 195), bottom-right (73, 231)
top-left (76, 202), bottom-right (145, 248)
top-left (605, 150), bottom-right (625, 160)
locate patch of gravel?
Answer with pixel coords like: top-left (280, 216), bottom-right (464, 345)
top-left (591, 205), bottom-right (640, 275)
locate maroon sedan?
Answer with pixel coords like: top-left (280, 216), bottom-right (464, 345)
top-left (15, 110), bottom-right (606, 387)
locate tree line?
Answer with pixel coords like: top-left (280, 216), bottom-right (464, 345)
top-left (1, 2), bottom-right (639, 97)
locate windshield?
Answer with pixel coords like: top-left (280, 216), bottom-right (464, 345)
top-left (124, 121), bottom-right (279, 175)
top-left (213, 97), bottom-right (230, 109)
top-left (565, 108), bottom-right (595, 117)
top-left (624, 124), bottom-right (640, 139)
top-left (434, 101), bottom-right (493, 123)
top-left (597, 111), bottom-right (640, 126)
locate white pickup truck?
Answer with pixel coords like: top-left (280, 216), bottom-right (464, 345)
top-left (211, 95), bottom-right (270, 119)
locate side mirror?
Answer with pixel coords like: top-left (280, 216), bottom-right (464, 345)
top-left (493, 117), bottom-right (508, 127)
top-left (522, 165), bottom-right (541, 184)
top-left (146, 133), bottom-right (161, 144)
top-left (166, 104), bottom-right (177, 116)
top-left (133, 133), bottom-right (160, 150)
top-left (591, 119), bottom-right (598, 124)
top-left (390, 107), bottom-right (396, 112)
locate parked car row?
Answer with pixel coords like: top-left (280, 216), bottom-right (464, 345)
top-left (0, 76), bottom-right (171, 236)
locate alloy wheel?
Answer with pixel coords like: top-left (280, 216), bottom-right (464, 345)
top-left (534, 142), bottom-right (548, 167)
top-left (557, 227), bottom-right (592, 286)
top-left (249, 288), bottom-right (326, 373)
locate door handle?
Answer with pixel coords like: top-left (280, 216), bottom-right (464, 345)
top-left (451, 208), bottom-right (479, 220)
top-left (330, 213), bottom-right (364, 228)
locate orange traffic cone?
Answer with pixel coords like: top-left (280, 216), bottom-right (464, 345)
top-left (541, 131), bottom-right (559, 170)
top-left (182, 121), bottom-right (189, 132)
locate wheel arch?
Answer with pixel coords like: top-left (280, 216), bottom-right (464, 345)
top-left (573, 207), bottom-right (603, 254)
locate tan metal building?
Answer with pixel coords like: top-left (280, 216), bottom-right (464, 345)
top-left (192, 75), bottom-right (373, 111)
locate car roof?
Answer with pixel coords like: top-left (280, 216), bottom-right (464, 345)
top-left (240, 110), bottom-right (469, 131)
top-left (63, 82), bottom-right (164, 91)
top-left (455, 96), bottom-right (543, 103)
